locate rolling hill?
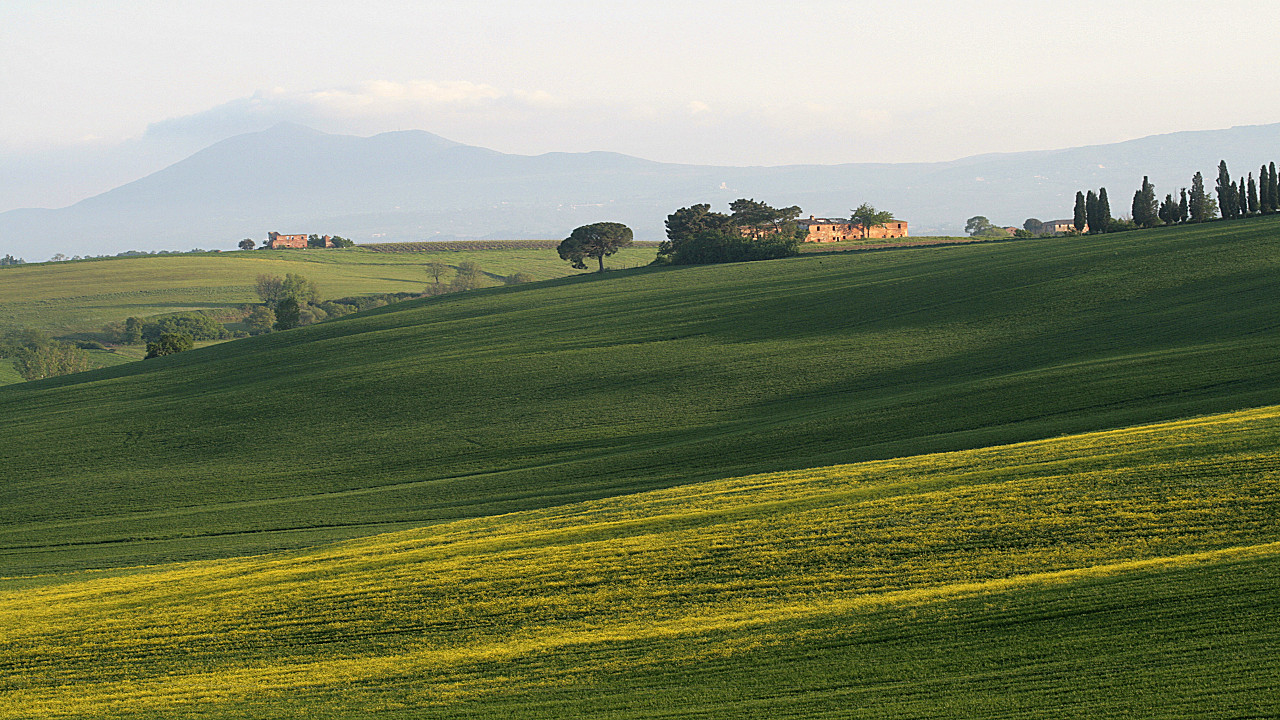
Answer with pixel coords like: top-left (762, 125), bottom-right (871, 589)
top-left (3, 121), bottom-right (1280, 259)
top-left (0, 242), bottom-right (658, 340)
top-left (3, 216), bottom-right (1280, 576)
top-left (2, 217), bottom-right (1279, 717)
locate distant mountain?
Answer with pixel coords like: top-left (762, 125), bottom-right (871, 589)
top-left (3, 121), bottom-right (1279, 259)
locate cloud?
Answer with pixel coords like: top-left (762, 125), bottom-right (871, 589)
top-left (141, 81), bottom-right (567, 149)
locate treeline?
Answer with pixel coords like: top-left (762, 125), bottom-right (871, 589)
top-left (1067, 158), bottom-right (1280, 234)
top-left (1, 254), bottom-right (24, 267)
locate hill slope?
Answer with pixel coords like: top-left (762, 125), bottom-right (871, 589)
top-left (0, 243), bottom-right (658, 339)
top-left (2, 403), bottom-right (1277, 717)
top-left (3, 217), bottom-right (1280, 574)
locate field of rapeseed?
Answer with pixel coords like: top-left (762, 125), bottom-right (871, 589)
top-left (2, 404), bottom-right (1277, 718)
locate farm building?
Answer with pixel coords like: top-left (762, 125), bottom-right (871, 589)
top-left (267, 232), bottom-right (334, 249)
top-left (799, 217), bottom-right (908, 243)
top-left (1041, 219), bottom-right (1084, 235)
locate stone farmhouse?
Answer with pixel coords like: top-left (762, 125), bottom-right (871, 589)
top-left (1041, 219), bottom-right (1083, 235)
top-left (799, 217), bottom-right (908, 243)
top-left (266, 232), bottom-right (335, 249)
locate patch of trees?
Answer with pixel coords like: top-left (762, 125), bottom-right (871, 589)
top-left (657, 199), bottom-right (803, 265)
top-left (423, 260), bottom-right (513, 294)
top-left (0, 328), bottom-right (90, 381)
top-left (850, 204), bottom-right (896, 238)
top-left (248, 272), bottom-right (420, 333)
top-left (144, 332), bottom-right (194, 359)
top-left (304, 234), bottom-right (355, 248)
top-left (103, 312), bottom-right (233, 345)
top-left (1, 254), bottom-right (24, 266)
top-left (964, 216), bottom-right (1011, 238)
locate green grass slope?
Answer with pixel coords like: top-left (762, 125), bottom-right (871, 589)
top-left (2, 404), bottom-right (1277, 718)
top-left (0, 244), bottom-right (658, 338)
top-left (3, 217), bottom-right (1280, 574)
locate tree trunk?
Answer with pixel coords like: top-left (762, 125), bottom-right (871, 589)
top-left (597, 254), bottom-right (605, 272)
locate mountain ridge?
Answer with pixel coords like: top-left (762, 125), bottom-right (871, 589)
top-left (3, 121), bottom-right (1279, 259)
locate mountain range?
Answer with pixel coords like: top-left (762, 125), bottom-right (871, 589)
top-left (3, 121), bottom-right (1279, 259)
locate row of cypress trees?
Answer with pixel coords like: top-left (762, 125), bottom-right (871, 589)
top-left (1215, 160), bottom-right (1280, 220)
top-left (1071, 159), bottom-right (1280, 233)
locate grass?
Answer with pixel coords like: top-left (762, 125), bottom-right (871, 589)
top-left (4, 216), bottom-right (1280, 575)
top-left (1, 403), bottom-right (1277, 717)
top-left (0, 244), bottom-right (660, 339)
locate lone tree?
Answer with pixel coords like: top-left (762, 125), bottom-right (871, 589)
top-left (558, 222), bottom-right (634, 272)
top-left (238, 238), bottom-right (255, 251)
top-left (849, 203), bottom-right (896, 239)
top-left (965, 216), bottom-right (993, 236)
top-left (450, 260), bottom-right (484, 291)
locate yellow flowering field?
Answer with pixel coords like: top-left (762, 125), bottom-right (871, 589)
top-left (1, 404), bottom-right (1278, 718)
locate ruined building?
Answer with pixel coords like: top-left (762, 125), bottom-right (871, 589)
top-left (799, 217), bottom-right (909, 243)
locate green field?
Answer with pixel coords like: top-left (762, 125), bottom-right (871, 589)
top-left (0, 243), bottom-right (660, 384)
top-left (2, 216), bottom-right (1280, 716)
top-left (2, 404), bottom-right (1277, 717)
top-left (0, 243), bottom-right (660, 338)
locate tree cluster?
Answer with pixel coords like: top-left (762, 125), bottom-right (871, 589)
top-left (850, 204), bottom-right (896, 238)
top-left (657, 199), bottom-right (803, 265)
top-left (1068, 157), bottom-right (1280, 233)
top-left (1070, 188), bottom-right (1113, 233)
top-left (424, 260), bottom-right (496, 294)
top-left (964, 216), bottom-right (1010, 238)
top-left (1216, 160), bottom-right (1280, 220)
top-left (144, 332), bottom-right (194, 359)
top-left (0, 328), bottom-right (91, 381)
top-left (1, 254), bottom-right (24, 267)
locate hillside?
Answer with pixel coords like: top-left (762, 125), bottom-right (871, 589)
top-left (1, 403), bottom-right (1276, 717)
top-left (3, 217), bottom-right (1280, 575)
top-left (0, 243), bottom-right (658, 339)
top-left (5, 121), bottom-right (1280, 259)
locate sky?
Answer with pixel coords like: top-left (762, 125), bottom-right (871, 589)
top-left (3, 0), bottom-right (1280, 210)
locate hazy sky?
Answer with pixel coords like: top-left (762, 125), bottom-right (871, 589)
top-left (3, 0), bottom-right (1279, 208)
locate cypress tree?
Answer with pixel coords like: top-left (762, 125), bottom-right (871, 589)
top-left (1098, 187), bottom-right (1111, 231)
top-left (1216, 161), bottom-right (1233, 219)
top-left (1239, 176), bottom-right (1248, 216)
top-left (1086, 190), bottom-right (1099, 233)
top-left (1264, 163), bottom-right (1274, 213)
top-left (1190, 172), bottom-right (1211, 222)
top-left (1132, 176), bottom-right (1158, 227)
top-left (1261, 165), bottom-right (1273, 213)
top-left (1074, 191), bottom-right (1087, 232)
top-left (1248, 173), bottom-right (1259, 215)
top-left (1179, 188), bottom-right (1189, 224)
top-left (1159, 194), bottom-right (1176, 224)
